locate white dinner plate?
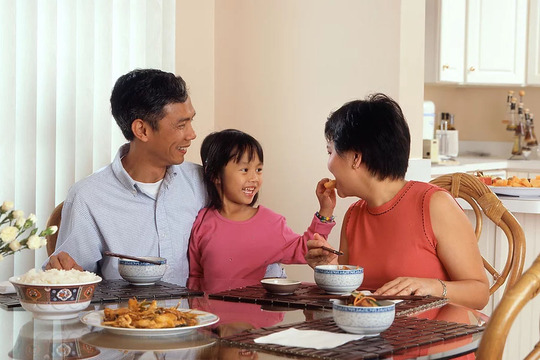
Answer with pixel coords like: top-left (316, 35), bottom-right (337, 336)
top-left (79, 309), bottom-right (219, 336)
top-left (489, 186), bottom-right (540, 197)
top-left (80, 329), bottom-right (216, 351)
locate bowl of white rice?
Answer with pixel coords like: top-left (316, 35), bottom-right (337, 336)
top-left (9, 268), bottom-right (102, 320)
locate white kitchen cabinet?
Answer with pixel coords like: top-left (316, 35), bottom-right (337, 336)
top-left (425, 0), bottom-right (466, 83)
top-left (528, 0), bottom-right (540, 84)
top-left (425, 0), bottom-right (528, 85)
top-left (466, 0), bottom-right (528, 84)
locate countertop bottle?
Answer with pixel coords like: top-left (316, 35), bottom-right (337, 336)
top-left (506, 97), bottom-right (518, 131)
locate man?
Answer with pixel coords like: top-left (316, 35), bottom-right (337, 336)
top-left (46, 69), bottom-right (206, 286)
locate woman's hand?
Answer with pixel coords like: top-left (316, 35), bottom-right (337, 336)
top-left (374, 277), bottom-right (444, 297)
top-left (305, 233), bottom-right (339, 268)
top-left (315, 178), bottom-right (336, 218)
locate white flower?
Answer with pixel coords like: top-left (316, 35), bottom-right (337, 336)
top-left (39, 237), bottom-right (47, 247)
top-left (1, 201), bottom-right (14, 212)
top-left (48, 226), bottom-right (58, 234)
top-left (0, 226), bottom-right (19, 243)
top-left (27, 213), bottom-right (37, 224)
top-left (27, 235), bottom-right (42, 250)
top-left (12, 210), bottom-right (24, 220)
top-left (9, 240), bottom-right (21, 252)
top-left (15, 217), bottom-right (25, 228)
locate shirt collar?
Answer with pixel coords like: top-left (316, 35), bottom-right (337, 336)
top-left (112, 143), bottom-right (178, 194)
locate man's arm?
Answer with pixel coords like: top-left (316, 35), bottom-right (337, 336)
top-left (43, 198), bottom-right (102, 273)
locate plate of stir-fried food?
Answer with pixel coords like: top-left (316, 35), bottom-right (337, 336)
top-left (80, 298), bottom-right (219, 336)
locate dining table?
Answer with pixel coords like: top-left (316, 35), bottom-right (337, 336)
top-left (0, 277), bottom-right (488, 360)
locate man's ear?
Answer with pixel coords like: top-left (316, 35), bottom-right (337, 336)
top-left (131, 119), bottom-right (149, 142)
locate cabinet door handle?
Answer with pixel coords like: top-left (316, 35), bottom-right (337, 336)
top-left (442, 64), bottom-right (450, 70)
top-left (469, 66), bottom-right (476, 72)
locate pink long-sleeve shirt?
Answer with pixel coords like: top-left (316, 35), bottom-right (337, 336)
top-left (188, 206), bottom-right (335, 282)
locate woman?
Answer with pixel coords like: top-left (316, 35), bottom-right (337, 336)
top-left (305, 93), bottom-right (489, 310)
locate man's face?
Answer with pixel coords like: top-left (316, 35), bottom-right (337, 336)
top-left (146, 97), bottom-right (197, 167)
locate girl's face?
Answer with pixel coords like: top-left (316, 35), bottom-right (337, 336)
top-left (217, 151), bottom-right (263, 206)
top-left (327, 141), bottom-right (357, 198)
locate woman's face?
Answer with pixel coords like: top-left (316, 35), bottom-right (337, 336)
top-left (327, 141), bottom-right (357, 198)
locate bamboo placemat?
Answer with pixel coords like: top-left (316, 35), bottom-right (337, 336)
top-left (0, 279), bottom-right (203, 309)
top-left (221, 315), bottom-right (484, 360)
top-left (209, 283), bottom-right (448, 315)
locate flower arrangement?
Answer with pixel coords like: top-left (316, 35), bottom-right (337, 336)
top-left (0, 201), bottom-right (57, 260)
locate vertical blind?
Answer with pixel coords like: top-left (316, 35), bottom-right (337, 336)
top-left (0, 0), bottom-right (176, 279)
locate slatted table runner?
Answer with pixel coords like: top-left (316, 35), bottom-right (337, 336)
top-left (221, 316), bottom-right (484, 360)
top-left (0, 279), bottom-right (204, 309)
top-left (209, 283), bottom-right (448, 315)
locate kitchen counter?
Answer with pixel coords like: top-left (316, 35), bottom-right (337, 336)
top-left (431, 157), bottom-right (540, 176)
top-left (431, 156), bottom-right (540, 214)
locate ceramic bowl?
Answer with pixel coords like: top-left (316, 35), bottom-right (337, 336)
top-left (9, 318), bottom-right (100, 359)
top-left (332, 299), bottom-right (395, 335)
top-left (260, 278), bottom-right (301, 295)
top-left (118, 257), bottom-right (167, 285)
top-left (9, 275), bottom-right (102, 320)
top-left (314, 264), bottom-right (364, 294)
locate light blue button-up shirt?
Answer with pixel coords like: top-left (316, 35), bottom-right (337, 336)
top-left (50, 144), bottom-right (206, 286)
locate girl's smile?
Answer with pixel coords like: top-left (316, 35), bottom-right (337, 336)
top-left (217, 151), bottom-right (263, 210)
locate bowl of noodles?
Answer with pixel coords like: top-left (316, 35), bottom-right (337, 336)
top-left (332, 292), bottom-right (395, 335)
top-left (9, 268), bottom-right (102, 320)
top-left (314, 264), bottom-right (364, 294)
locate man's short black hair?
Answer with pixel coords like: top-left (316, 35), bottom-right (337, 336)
top-left (110, 69), bottom-right (188, 141)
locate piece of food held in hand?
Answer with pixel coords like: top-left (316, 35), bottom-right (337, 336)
top-left (324, 179), bottom-right (337, 190)
top-left (102, 298), bottom-right (199, 329)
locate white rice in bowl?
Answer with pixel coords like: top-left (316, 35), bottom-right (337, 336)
top-left (14, 268), bottom-right (101, 285)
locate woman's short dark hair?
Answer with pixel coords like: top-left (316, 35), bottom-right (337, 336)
top-left (325, 93), bottom-right (410, 180)
top-left (200, 129), bottom-right (264, 210)
top-left (110, 68), bottom-right (188, 141)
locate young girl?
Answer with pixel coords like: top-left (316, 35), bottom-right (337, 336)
top-left (188, 129), bottom-right (336, 283)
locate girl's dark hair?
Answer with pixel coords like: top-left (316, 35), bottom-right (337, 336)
top-left (325, 93), bottom-right (410, 180)
top-left (200, 129), bottom-right (264, 210)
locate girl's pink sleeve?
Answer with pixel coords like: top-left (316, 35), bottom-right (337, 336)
top-left (279, 215), bottom-right (335, 264)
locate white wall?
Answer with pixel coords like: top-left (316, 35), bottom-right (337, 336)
top-left (176, 0), bottom-right (426, 281)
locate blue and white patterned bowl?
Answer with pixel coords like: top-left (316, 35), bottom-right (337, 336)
top-left (314, 265), bottom-right (364, 294)
top-left (9, 276), bottom-right (101, 320)
top-left (333, 300), bottom-right (395, 335)
top-left (118, 257), bottom-right (167, 286)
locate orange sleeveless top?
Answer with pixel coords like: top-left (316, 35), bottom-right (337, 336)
top-left (346, 181), bottom-right (450, 290)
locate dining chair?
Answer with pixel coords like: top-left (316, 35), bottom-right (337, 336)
top-left (429, 172), bottom-right (526, 295)
top-left (476, 253), bottom-right (540, 360)
top-left (45, 202), bottom-right (63, 256)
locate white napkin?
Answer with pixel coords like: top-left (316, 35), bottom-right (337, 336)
top-left (0, 280), bottom-right (15, 294)
top-left (254, 328), bottom-right (364, 349)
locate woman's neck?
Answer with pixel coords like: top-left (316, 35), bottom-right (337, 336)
top-left (361, 178), bottom-right (408, 208)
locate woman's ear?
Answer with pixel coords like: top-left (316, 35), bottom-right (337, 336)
top-left (132, 119), bottom-right (150, 142)
top-left (352, 153), bottom-right (362, 169)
